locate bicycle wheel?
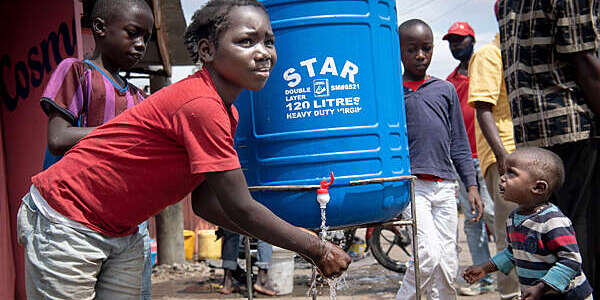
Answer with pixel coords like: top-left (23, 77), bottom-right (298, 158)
top-left (368, 225), bottom-right (412, 273)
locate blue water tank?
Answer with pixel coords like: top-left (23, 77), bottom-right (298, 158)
top-left (234, 0), bottom-right (410, 229)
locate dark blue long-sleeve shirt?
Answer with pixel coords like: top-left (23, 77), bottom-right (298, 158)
top-left (404, 77), bottom-right (476, 187)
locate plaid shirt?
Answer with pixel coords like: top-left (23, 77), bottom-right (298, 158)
top-left (496, 0), bottom-right (600, 147)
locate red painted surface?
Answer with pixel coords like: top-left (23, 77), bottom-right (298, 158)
top-left (0, 3), bottom-right (204, 298)
top-left (0, 1), bottom-right (82, 299)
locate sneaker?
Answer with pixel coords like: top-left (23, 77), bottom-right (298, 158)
top-left (458, 281), bottom-right (494, 296)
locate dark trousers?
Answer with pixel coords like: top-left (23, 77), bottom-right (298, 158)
top-left (547, 138), bottom-right (599, 297)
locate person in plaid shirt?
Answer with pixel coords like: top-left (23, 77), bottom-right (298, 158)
top-left (496, 0), bottom-right (600, 296)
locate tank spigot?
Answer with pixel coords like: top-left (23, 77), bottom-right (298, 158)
top-left (317, 172), bottom-right (334, 209)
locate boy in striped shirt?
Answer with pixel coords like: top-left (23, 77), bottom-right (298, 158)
top-left (463, 147), bottom-right (593, 299)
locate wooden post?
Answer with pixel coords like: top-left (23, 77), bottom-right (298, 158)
top-left (150, 73), bottom-right (185, 265)
top-left (156, 201), bottom-right (185, 265)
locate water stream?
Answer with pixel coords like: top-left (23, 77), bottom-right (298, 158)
top-left (307, 207), bottom-right (346, 299)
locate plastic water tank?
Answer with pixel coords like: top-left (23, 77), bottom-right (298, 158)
top-left (234, 0), bottom-right (410, 229)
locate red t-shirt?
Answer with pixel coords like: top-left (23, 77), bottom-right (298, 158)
top-left (403, 77), bottom-right (430, 91)
top-left (446, 66), bottom-right (477, 158)
top-left (32, 69), bottom-right (241, 237)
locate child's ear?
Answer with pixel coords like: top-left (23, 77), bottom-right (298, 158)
top-left (532, 180), bottom-right (548, 196)
top-left (197, 38), bottom-right (215, 64)
top-left (92, 17), bottom-right (106, 38)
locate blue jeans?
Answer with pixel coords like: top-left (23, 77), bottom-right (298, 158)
top-left (138, 221), bottom-right (151, 300)
top-left (457, 158), bottom-right (495, 284)
top-left (221, 229), bottom-right (272, 271)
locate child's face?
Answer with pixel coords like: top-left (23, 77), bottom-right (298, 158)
top-left (400, 25), bottom-right (433, 81)
top-left (101, 6), bottom-right (154, 70)
top-left (210, 5), bottom-right (276, 91)
top-left (499, 153), bottom-right (540, 207)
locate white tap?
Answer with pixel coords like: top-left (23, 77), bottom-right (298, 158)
top-left (317, 172), bottom-right (334, 209)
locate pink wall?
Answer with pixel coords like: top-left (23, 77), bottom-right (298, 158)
top-left (0, 1), bottom-right (81, 298)
top-left (0, 110), bottom-right (15, 300)
top-left (0, 3), bottom-right (208, 298)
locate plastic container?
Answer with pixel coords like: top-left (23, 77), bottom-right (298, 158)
top-left (150, 238), bottom-right (157, 266)
top-left (267, 246), bottom-right (296, 295)
top-left (234, 0), bottom-right (410, 229)
top-left (197, 229), bottom-right (222, 259)
top-left (183, 230), bottom-right (195, 261)
top-left (347, 238), bottom-right (367, 260)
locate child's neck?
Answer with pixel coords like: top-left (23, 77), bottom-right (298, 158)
top-left (517, 201), bottom-right (549, 215)
top-left (90, 51), bottom-right (124, 86)
top-left (205, 66), bottom-right (241, 107)
top-left (403, 73), bottom-right (428, 82)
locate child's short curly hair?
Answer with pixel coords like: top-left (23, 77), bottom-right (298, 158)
top-left (184, 0), bottom-right (267, 64)
top-left (91, 0), bottom-right (152, 24)
top-left (398, 19), bottom-right (432, 39)
top-left (515, 147), bottom-right (566, 195)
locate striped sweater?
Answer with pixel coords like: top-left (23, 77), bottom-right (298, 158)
top-left (491, 204), bottom-right (593, 299)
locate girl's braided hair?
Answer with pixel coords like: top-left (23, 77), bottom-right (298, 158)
top-left (184, 0), bottom-right (267, 64)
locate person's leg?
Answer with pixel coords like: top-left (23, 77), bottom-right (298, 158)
top-left (256, 239), bottom-right (272, 270)
top-left (220, 229), bottom-right (241, 294)
top-left (17, 193), bottom-right (112, 300)
top-left (138, 220), bottom-right (151, 300)
top-left (457, 165), bottom-right (494, 290)
top-left (458, 197), bottom-right (491, 262)
top-left (396, 179), bottom-right (438, 300)
top-left (17, 195), bottom-right (43, 300)
top-left (254, 240), bottom-right (278, 295)
top-left (474, 158), bottom-right (495, 237)
top-left (95, 231), bottom-right (145, 300)
top-left (430, 180), bottom-right (459, 300)
top-left (485, 163), bottom-right (520, 300)
top-left (546, 139), bottom-right (600, 297)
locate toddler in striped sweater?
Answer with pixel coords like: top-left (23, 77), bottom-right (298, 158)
top-left (463, 147), bottom-right (593, 300)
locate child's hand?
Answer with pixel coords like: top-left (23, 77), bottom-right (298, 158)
top-left (462, 265), bottom-right (487, 284)
top-left (314, 241), bottom-right (352, 278)
top-left (519, 282), bottom-right (551, 300)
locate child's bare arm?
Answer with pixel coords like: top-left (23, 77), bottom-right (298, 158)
top-left (191, 181), bottom-right (252, 236)
top-left (463, 260), bottom-right (498, 284)
top-left (194, 168), bottom-right (351, 277)
top-left (47, 107), bottom-right (96, 155)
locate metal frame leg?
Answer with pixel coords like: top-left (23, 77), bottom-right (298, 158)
top-left (245, 236), bottom-right (253, 300)
top-left (410, 177), bottom-right (421, 300)
top-left (243, 175), bottom-right (420, 299)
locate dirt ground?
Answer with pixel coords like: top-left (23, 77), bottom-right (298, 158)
top-left (151, 214), bottom-right (500, 300)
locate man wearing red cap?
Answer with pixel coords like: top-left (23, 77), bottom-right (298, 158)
top-left (444, 22), bottom-right (496, 296)
top-left (445, 21), bottom-right (477, 159)
top-left (445, 22), bottom-right (477, 156)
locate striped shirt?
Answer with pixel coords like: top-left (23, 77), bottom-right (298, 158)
top-left (496, 0), bottom-right (600, 147)
top-left (40, 58), bottom-right (145, 127)
top-left (491, 204), bottom-right (593, 299)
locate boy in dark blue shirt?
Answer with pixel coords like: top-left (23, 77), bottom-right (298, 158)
top-left (395, 19), bottom-right (483, 300)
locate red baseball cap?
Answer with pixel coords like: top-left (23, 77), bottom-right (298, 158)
top-left (443, 22), bottom-right (475, 41)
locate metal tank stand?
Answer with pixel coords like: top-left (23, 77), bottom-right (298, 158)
top-left (347, 176), bottom-right (421, 300)
top-left (244, 236), bottom-right (254, 300)
top-left (246, 175), bottom-right (421, 300)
